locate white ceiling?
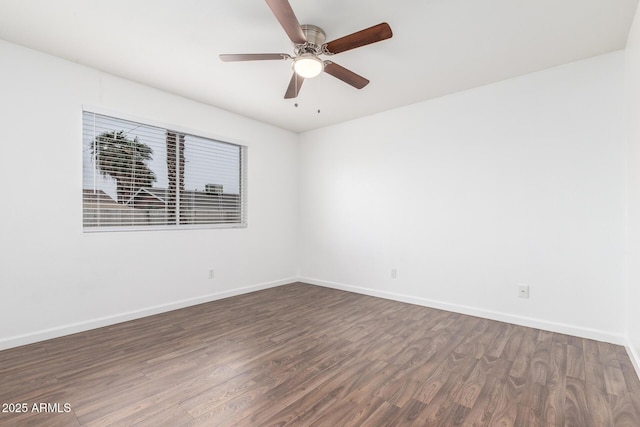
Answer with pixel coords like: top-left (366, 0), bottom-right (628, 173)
top-left (0, 0), bottom-right (638, 133)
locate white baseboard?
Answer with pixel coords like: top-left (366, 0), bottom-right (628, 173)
top-left (4, 276), bottom-right (634, 363)
top-left (0, 278), bottom-right (295, 351)
top-left (300, 277), bottom-right (627, 346)
top-left (625, 338), bottom-right (640, 380)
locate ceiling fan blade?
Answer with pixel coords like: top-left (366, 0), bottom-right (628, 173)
top-left (324, 22), bottom-right (392, 55)
top-left (265, 0), bottom-right (306, 44)
top-left (284, 73), bottom-right (304, 99)
top-left (323, 61), bottom-right (369, 89)
top-left (219, 53), bottom-right (291, 62)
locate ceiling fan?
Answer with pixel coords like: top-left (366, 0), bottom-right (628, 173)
top-left (220, 0), bottom-right (393, 99)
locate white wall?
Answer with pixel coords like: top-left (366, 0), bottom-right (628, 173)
top-left (0, 40), bottom-right (299, 350)
top-left (626, 5), bottom-right (640, 371)
top-left (0, 37), bottom-right (633, 353)
top-left (299, 52), bottom-right (628, 343)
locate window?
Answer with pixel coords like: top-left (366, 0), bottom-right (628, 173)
top-left (82, 111), bottom-right (246, 231)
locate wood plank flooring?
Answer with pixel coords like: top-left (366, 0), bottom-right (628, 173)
top-left (1, 282), bottom-right (639, 426)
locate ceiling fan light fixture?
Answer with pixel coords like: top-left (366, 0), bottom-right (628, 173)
top-left (292, 54), bottom-right (324, 78)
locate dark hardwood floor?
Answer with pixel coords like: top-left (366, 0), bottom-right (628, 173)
top-left (1, 283), bottom-right (639, 426)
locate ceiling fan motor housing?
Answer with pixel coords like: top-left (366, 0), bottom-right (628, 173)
top-left (296, 24), bottom-right (326, 55)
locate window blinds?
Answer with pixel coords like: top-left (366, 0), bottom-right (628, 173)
top-left (82, 111), bottom-right (246, 230)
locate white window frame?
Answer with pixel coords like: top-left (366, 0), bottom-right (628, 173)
top-left (82, 107), bottom-right (247, 232)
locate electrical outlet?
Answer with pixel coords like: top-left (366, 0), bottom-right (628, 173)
top-left (518, 284), bottom-right (529, 298)
top-left (209, 269), bottom-right (215, 279)
top-left (391, 268), bottom-right (397, 279)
